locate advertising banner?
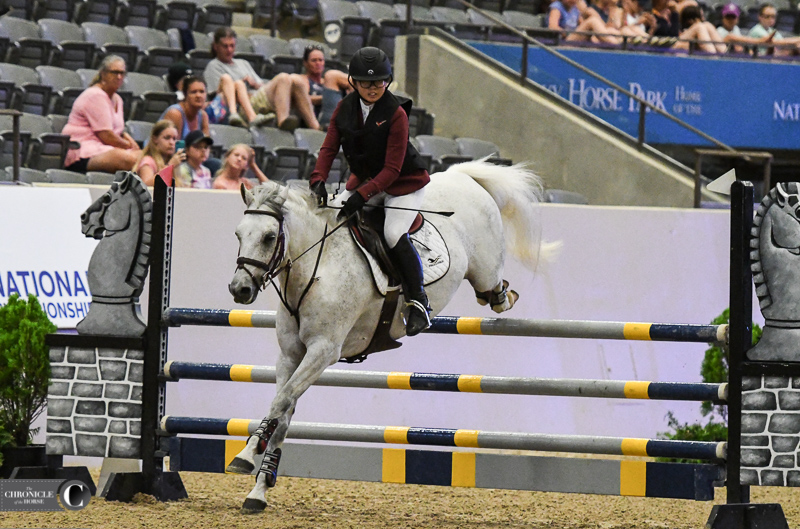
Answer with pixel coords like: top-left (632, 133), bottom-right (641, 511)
top-left (0, 187), bottom-right (97, 329)
top-left (471, 42), bottom-right (800, 149)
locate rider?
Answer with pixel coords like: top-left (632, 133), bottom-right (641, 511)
top-left (308, 47), bottom-right (432, 336)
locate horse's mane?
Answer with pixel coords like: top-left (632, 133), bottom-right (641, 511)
top-left (121, 173), bottom-right (152, 292)
top-left (251, 181), bottom-right (339, 226)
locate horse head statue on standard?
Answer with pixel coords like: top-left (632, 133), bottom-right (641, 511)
top-left (227, 159), bottom-right (549, 513)
top-left (77, 171), bottom-right (152, 337)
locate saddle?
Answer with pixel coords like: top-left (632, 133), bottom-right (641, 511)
top-left (342, 208), bottom-right (450, 363)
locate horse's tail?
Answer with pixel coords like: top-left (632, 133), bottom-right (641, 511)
top-left (447, 158), bottom-right (556, 271)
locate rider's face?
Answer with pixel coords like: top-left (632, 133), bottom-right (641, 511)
top-left (355, 80), bottom-right (387, 105)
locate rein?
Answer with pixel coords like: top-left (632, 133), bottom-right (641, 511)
top-left (234, 208), bottom-right (350, 324)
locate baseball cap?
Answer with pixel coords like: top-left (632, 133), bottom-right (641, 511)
top-left (184, 129), bottom-right (213, 148)
top-left (722, 3), bottom-right (740, 17)
top-left (167, 62), bottom-right (193, 91)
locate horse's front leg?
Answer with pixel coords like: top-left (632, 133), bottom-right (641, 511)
top-left (241, 336), bottom-right (342, 514)
top-left (225, 348), bottom-right (302, 475)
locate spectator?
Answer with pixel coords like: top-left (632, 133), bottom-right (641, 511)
top-left (676, 5), bottom-right (727, 53)
top-left (166, 63), bottom-right (231, 127)
top-left (648, 0), bottom-right (697, 38)
top-left (204, 27), bottom-right (319, 131)
top-left (621, 0), bottom-right (656, 37)
top-left (748, 4), bottom-right (800, 56)
top-left (160, 75), bottom-right (223, 176)
top-left (291, 45), bottom-right (352, 127)
top-left (716, 3), bottom-right (776, 53)
top-left (549, 0), bottom-right (623, 43)
top-left (62, 55), bottom-right (140, 173)
top-left (212, 144), bottom-right (269, 190)
top-left (135, 120), bottom-right (185, 185)
top-left (174, 130), bottom-right (214, 189)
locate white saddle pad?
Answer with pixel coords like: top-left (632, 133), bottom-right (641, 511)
top-left (352, 219), bottom-right (450, 296)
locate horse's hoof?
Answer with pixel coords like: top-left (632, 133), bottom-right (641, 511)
top-left (240, 498), bottom-right (267, 514)
top-left (226, 457), bottom-right (255, 475)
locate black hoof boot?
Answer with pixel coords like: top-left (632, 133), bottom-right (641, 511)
top-left (240, 498), bottom-right (267, 514)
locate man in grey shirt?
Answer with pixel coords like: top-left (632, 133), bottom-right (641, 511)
top-left (204, 27), bottom-right (321, 131)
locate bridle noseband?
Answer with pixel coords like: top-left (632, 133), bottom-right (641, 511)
top-left (235, 209), bottom-right (288, 291)
top-left (234, 207), bottom-right (331, 325)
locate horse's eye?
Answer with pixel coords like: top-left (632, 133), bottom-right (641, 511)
top-left (263, 233), bottom-right (276, 244)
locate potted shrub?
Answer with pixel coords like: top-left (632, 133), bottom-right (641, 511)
top-left (0, 293), bottom-right (56, 478)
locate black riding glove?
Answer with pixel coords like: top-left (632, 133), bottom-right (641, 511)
top-left (310, 181), bottom-right (327, 206)
top-left (340, 192), bottom-right (366, 219)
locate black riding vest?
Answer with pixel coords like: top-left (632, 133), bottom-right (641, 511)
top-left (334, 91), bottom-right (426, 182)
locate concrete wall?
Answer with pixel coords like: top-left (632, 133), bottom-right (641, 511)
top-left (394, 35), bottom-right (724, 208)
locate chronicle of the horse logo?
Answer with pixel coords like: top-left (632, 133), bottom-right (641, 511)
top-left (749, 182), bottom-right (800, 361)
top-left (76, 172), bottom-right (152, 337)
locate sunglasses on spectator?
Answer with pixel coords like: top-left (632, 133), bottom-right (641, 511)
top-left (356, 79), bottom-right (388, 89)
top-left (107, 70), bottom-right (127, 76)
top-left (305, 45), bottom-right (324, 52)
top-left (761, 12), bottom-right (776, 17)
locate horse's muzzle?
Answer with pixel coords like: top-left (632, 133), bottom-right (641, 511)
top-left (229, 276), bottom-right (257, 305)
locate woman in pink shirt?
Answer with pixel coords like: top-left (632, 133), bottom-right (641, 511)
top-left (62, 55), bottom-right (140, 173)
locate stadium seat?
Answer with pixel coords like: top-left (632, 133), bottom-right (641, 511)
top-left (81, 21), bottom-right (139, 68)
top-left (155, 0), bottom-right (198, 31)
top-left (455, 137), bottom-right (512, 165)
top-left (319, 0), bottom-right (371, 62)
top-left (501, 10), bottom-right (546, 31)
top-left (407, 106), bottom-right (434, 137)
top-left (286, 0), bottom-right (320, 34)
top-left (0, 81), bottom-right (15, 110)
top-left (76, 68), bottom-right (99, 88)
top-left (414, 134), bottom-right (473, 172)
top-left (87, 171), bottom-right (116, 184)
top-left (196, 2), bottom-right (234, 33)
top-left (125, 25), bottom-right (183, 76)
top-left (167, 28), bottom-right (212, 52)
top-left (294, 127), bottom-right (348, 181)
top-left (46, 169), bottom-right (90, 183)
top-left (17, 112), bottom-right (73, 171)
top-left (252, 0), bottom-right (284, 28)
top-left (248, 35), bottom-right (298, 77)
top-left (125, 119), bottom-right (154, 146)
top-left (119, 0), bottom-right (160, 27)
top-left (776, 9), bottom-right (797, 34)
top-left (122, 71), bottom-right (175, 121)
top-left (3, 0), bottom-right (33, 20)
top-left (503, 0), bottom-right (540, 15)
top-left (187, 48), bottom-right (215, 72)
top-left (208, 123), bottom-right (255, 157)
top-left (250, 127), bottom-right (308, 182)
top-left (0, 16), bottom-right (57, 68)
top-left (39, 19), bottom-right (97, 69)
top-left (48, 113), bottom-right (69, 133)
top-left (32, 0), bottom-right (80, 22)
top-left (0, 63), bottom-right (54, 116)
top-left (393, 3), bottom-right (437, 23)
top-left (430, 7), bottom-right (488, 40)
top-left (6, 167), bottom-right (49, 184)
top-left (81, 0), bottom-right (121, 25)
top-left (36, 65), bottom-right (84, 114)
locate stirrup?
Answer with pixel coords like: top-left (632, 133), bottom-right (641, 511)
top-left (258, 448), bottom-right (282, 488)
top-left (404, 299), bottom-right (431, 336)
top-left (250, 417), bottom-right (279, 454)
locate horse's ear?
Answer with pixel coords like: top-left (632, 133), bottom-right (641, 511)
top-left (241, 183), bottom-right (255, 206)
top-left (117, 171), bottom-right (132, 193)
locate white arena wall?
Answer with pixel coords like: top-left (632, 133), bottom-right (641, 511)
top-left (21, 185), bottom-right (757, 447)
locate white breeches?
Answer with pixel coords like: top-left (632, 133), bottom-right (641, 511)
top-left (334, 187), bottom-right (426, 248)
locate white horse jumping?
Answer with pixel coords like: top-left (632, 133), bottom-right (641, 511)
top-left (226, 160), bottom-right (548, 513)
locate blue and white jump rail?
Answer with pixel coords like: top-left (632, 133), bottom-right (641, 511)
top-left (163, 307), bottom-right (728, 342)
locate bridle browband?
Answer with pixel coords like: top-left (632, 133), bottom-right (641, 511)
top-left (234, 207), bottom-right (331, 325)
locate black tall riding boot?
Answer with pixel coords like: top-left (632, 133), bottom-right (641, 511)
top-left (390, 234), bottom-right (431, 336)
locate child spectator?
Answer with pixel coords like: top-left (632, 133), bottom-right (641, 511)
top-left (135, 120), bottom-right (185, 185)
top-left (175, 130), bottom-right (214, 189)
top-left (212, 144), bottom-right (269, 190)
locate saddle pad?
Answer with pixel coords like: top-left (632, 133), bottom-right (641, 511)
top-left (352, 219), bottom-right (450, 296)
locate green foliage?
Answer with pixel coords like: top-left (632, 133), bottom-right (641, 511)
top-left (659, 308), bottom-right (761, 463)
top-left (0, 294), bottom-right (56, 448)
top-left (0, 422), bottom-right (11, 465)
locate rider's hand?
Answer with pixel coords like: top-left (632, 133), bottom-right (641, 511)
top-left (340, 192), bottom-right (366, 219)
top-left (310, 181), bottom-right (327, 206)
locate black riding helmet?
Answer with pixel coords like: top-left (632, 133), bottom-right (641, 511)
top-left (348, 47), bottom-right (392, 83)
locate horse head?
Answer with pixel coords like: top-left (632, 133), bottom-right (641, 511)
top-left (80, 172), bottom-right (134, 239)
top-left (229, 183), bottom-right (290, 305)
top-left (769, 182), bottom-right (800, 252)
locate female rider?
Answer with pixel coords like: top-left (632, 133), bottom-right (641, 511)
top-left (308, 47), bottom-right (432, 337)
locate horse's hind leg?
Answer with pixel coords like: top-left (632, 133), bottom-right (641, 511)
top-left (474, 279), bottom-right (519, 313)
top-left (240, 336), bottom-right (341, 514)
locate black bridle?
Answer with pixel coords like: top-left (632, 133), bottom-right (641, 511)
top-left (234, 208), bottom-right (335, 325)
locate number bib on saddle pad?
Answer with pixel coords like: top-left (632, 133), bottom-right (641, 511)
top-left (351, 216), bottom-right (450, 296)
